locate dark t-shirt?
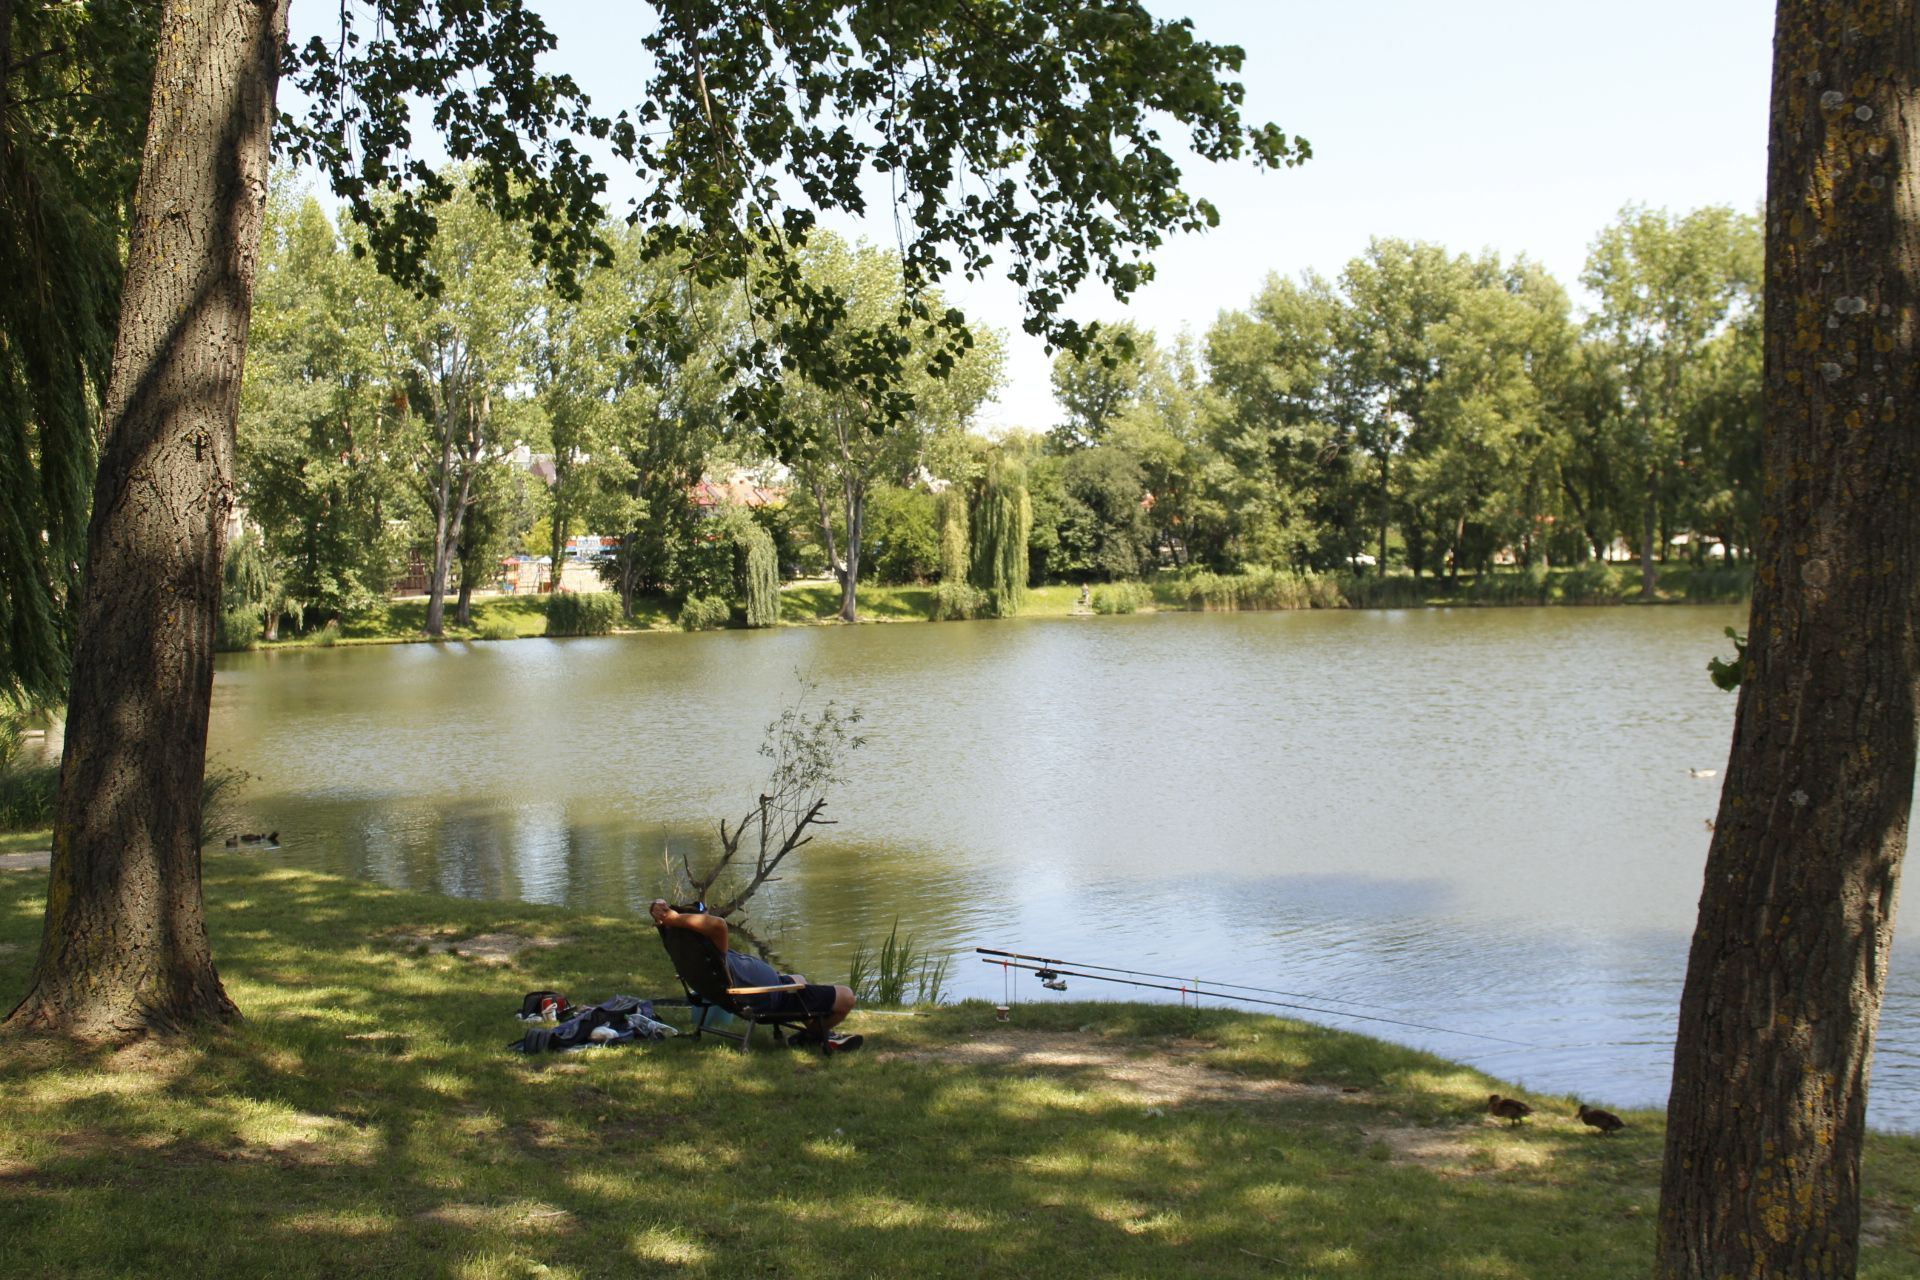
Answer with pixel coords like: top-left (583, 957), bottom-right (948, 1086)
top-left (723, 948), bottom-right (838, 1018)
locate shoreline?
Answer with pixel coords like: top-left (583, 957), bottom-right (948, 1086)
top-left (1, 860), bottom-right (1915, 1277)
top-left (228, 569), bottom-right (1751, 655)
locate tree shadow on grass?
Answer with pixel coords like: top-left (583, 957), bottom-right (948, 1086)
top-left (1, 864), bottom-right (1916, 1278)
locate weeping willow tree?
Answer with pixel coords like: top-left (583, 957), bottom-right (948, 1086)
top-left (936, 486), bottom-right (969, 583)
top-left (969, 457), bottom-right (1031, 618)
top-left (0, 1), bottom-right (156, 703)
top-left (739, 521), bottom-right (780, 629)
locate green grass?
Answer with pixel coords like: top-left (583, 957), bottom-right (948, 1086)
top-left (247, 593), bottom-right (681, 649)
top-left (0, 828), bottom-right (48, 854)
top-left (0, 861), bottom-right (1914, 1278)
top-left (781, 582), bottom-right (938, 621)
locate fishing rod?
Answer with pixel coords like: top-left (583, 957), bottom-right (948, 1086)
top-left (977, 950), bottom-right (1535, 1048)
top-left (977, 947), bottom-right (1418, 1016)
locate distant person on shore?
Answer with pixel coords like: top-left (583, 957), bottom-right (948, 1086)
top-left (649, 899), bottom-right (861, 1051)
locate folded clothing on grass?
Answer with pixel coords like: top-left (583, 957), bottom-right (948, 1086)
top-left (509, 994), bottom-right (679, 1053)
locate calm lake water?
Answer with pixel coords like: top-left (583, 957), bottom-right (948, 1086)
top-left (207, 606), bottom-right (1920, 1130)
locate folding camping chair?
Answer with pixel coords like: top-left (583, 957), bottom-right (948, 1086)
top-left (655, 926), bottom-right (831, 1053)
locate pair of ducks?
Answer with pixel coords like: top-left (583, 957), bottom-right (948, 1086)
top-left (1486, 1094), bottom-right (1625, 1135)
top-left (223, 830), bottom-right (280, 849)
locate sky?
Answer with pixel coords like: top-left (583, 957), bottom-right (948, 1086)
top-left (291, 1), bottom-right (1775, 431)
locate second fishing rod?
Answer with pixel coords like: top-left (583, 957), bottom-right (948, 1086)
top-left (977, 947), bottom-right (1535, 1047)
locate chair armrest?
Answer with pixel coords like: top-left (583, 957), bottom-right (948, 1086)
top-left (727, 982), bottom-right (807, 995)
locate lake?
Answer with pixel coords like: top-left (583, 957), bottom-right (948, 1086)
top-left (206, 604), bottom-right (1920, 1129)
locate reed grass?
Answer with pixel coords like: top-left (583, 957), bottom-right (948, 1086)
top-left (846, 918), bottom-right (950, 1006)
top-left (1467, 564), bottom-right (1553, 606)
top-left (1684, 564), bottom-right (1755, 603)
top-left (1089, 581), bottom-right (1152, 615)
top-left (1333, 572), bottom-right (1432, 609)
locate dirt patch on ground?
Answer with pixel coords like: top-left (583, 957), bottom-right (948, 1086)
top-left (1862, 1197), bottom-right (1912, 1249)
top-left (0, 852), bottom-right (50, 872)
top-left (1362, 1124), bottom-right (1556, 1177)
top-left (387, 931), bottom-right (569, 964)
top-left (881, 1027), bottom-right (1358, 1108)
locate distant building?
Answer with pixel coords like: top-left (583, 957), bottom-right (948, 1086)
top-left (691, 469), bottom-right (787, 516)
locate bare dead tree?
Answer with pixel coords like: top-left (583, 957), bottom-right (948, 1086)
top-left (666, 682), bottom-right (866, 919)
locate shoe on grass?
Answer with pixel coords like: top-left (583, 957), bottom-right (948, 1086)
top-left (824, 1033), bottom-right (863, 1054)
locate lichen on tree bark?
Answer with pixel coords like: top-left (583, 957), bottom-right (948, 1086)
top-left (1656, 3), bottom-right (1920, 1276)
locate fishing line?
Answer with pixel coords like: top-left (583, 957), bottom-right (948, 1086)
top-left (977, 953), bottom-right (1537, 1048)
top-left (977, 947), bottom-right (1423, 1016)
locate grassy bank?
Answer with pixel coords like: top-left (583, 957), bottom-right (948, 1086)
top-left (220, 562), bottom-right (1750, 654)
top-left (1, 861), bottom-right (1914, 1278)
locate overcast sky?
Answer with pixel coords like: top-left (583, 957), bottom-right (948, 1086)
top-left (292, 2), bottom-right (1774, 431)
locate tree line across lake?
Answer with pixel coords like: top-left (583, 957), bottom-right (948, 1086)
top-left (226, 174), bottom-right (1759, 641)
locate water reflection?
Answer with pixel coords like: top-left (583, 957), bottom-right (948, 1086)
top-left (207, 606), bottom-right (1920, 1129)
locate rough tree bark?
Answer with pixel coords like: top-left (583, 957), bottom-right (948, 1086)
top-left (1656, 4), bottom-right (1920, 1275)
top-left (6, 0), bottom-right (286, 1037)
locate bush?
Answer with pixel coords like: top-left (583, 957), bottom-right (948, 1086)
top-left (1090, 582), bottom-right (1152, 615)
top-left (0, 762), bottom-right (58, 831)
top-left (1175, 571), bottom-right (1237, 611)
top-left (546, 592), bottom-right (621, 637)
top-left (1561, 561), bottom-right (1628, 605)
top-left (1686, 564), bottom-right (1754, 602)
top-left (1237, 567), bottom-right (1317, 610)
top-left (930, 581), bottom-right (985, 621)
top-left (216, 605), bottom-right (261, 652)
top-left (313, 620), bottom-right (342, 647)
top-left (475, 616), bottom-right (519, 641)
top-left (1470, 564), bottom-right (1552, 606)
top-left (1155, 568), bottom-right (1340, 613)
top-left (677, 594), bottom-right (731, 631)
top-left (1335, 573), bottom-right (1429, 609)
top-left (1306, 574), bottom-right (1346, 609)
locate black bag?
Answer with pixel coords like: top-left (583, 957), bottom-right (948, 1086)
top-left (517, 990), bottom-right (576, 1022)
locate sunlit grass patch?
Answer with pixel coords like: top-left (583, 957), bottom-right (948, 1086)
top-left (0, 863), bottom-right (1916, 1278)
top-left (627, 1223), bottom-right (712, 1266)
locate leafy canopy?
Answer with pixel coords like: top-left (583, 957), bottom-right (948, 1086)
top-left (281, 1), bottom-right (1306, 449)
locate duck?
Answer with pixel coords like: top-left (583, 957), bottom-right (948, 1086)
top-left (236, 831), bottom-right (280, 847)
top-left (1487, 1094), bottom-right (1533, 1126)
top-left (1577, 1103), bottom-right (1625, 1135)
top-left (1689, 768), bottom-right (1718, 779)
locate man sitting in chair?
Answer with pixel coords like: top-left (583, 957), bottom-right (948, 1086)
top-left (649, 899), bottom-right (862, 1052)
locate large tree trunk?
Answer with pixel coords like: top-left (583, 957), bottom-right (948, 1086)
top-left (839, 476), bottom-right (865, 623)
top-left (1656, 4), bottom-right (1920, 1274)
top-left (1640, 457), bottom-right (1660, 598)
top-left (1376, 448), bottom-right (1390, 572)
top-left (6, 0), bottom-right (285, 1039)
top-left (423, 420), bottom-right (459, 638)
